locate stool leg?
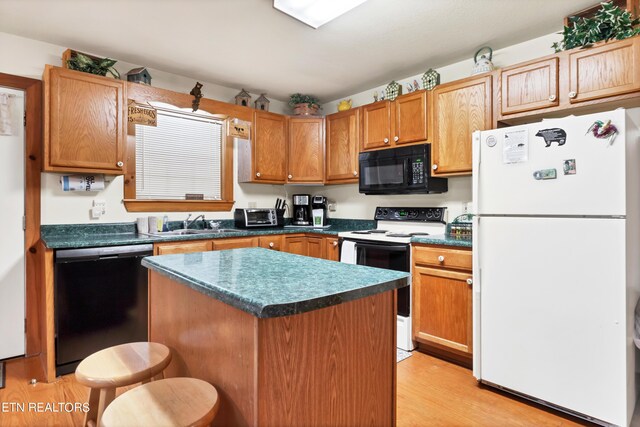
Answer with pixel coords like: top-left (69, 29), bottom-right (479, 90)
top-left (96, 387), bottom-right (115, 427)
top-left (83, 387), bottom-right (100, 427)
top-left (153, 371), bottom-right (164, 381)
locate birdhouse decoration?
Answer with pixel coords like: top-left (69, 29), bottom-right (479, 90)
top-left (254, 94), bottom-right (270, 111)
top-left (235, 89), bottom-right (252, 107)
top-left (422, 69), bottom-right (440, 91)
top-left (385, 81), bottom-right (402, 101)
top-left (126, 67), bottom-right (152, 85)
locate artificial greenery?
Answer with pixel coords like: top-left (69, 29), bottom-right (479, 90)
top-left (67, 52), bottom-right (121, 79)
top-left (288, 93), bottom-right (321, 108)
top-left (552, 1), bottom-right (640, 52)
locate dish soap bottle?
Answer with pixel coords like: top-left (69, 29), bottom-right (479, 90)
top-left (162, 215), bottom-right (169, 232)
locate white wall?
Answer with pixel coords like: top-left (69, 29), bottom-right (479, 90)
top-left (317, 32), bottom-right (563, 221)
top-left (2, 30), bottom-right (563, 224)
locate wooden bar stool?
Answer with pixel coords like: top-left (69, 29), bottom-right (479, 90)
top-left (99, 377), bottom-right (220, 427)
top-left (75, 342), bottom-right (172, 427)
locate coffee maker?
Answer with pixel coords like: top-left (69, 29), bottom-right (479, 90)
top-left (311, 195), bottom-right (329, 227)
top-left (292, 194), bottom-right (312, 226)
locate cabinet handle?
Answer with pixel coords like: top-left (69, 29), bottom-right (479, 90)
top-left (116, 161), bottom-right (124, 168)
top-left (394, 136), bottom-right (399, 142)
top-left (288, 174), bottom-right (293, 179)
top-left (432, 164), bottom-right (438, 170)
top-left (568, 91), bottom-right (577, 99)
top-left (548, 94), bottom-right (557, 102)
top-left (467, 278), bottom-right (473, 285)
top-left (332, 241), bottom-right (338, 246)
top-left (256, 172), bottom-right (261, 177)
top-left (438, 255), bottom-right (445, 263)
top-left (383, 138), bottom-right (389, 144)
top-left (269, 242), bottom-right (274, 248)
top-left (353, 171), bottom-right (358, 176)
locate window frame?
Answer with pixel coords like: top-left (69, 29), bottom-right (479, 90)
top-left (123, 82), bottom-right (248, 212)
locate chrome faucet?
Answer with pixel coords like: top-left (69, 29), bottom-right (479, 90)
top-left (184, 214), bottom-right (205, 229)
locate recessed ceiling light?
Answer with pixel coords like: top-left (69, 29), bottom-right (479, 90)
top-left (273, 0), bottom-right (368, 29)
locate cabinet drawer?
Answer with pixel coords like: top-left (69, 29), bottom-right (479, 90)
top-left (412, 245), bottom-right (471, 270)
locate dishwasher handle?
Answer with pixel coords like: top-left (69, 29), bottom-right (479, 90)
top-left (56, 244), bottom-right (154, 262)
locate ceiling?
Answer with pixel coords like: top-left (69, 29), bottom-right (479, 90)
top-left (0, 0), bottom-right (597, 102)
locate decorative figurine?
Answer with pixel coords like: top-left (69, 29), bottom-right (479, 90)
top-left (235, 88), bottom-right (252, 107)
top-left (422, 69), bottom-right (440, 91)
top-left (254, 93), bottom-right (270, 111)
top-left (472, 46), bottom-right (495, 76)
top-left (190, 82), bottom-right (203, 112)
top-left (406, 83), bottom-right (414, 93)
top-left (413, 79), bottom-right (420, 90)
top-left (126, 67), bottom-right (152, 85)
top-left (337, 99), bottom-right (352, 111)
top-left (373, 91), bottom-right (379, 102)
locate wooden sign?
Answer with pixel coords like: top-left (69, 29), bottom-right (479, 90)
top-left (128, 101), bottom-right (157, 127)
top-left (228, 119), bottom-right (251, 139)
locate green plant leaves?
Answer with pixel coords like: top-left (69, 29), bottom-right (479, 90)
top-left (288, 93), bottom-right (321, 108)
top-left (66, 52), bottom-right (120, 78)
top-left (553, 2), bottom-right (640, 52)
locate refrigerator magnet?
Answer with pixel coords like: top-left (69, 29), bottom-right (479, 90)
top-left (502, 129), bottom-right (529, 164)
top-left (486, 135), bottom-right (497, 147)
top-left (563, 159), bottom-right (576, 175)
top-left (535, 128), bottom-right (566, 147)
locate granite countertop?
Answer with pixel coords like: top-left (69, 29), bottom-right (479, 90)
top-left (142, 247), bottom-right (410, 318)
top-left (411, 234), bottom-right (472, 248)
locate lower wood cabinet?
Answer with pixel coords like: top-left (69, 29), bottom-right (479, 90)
top-left (258, 235), bottom-right (282, 251)
top-left (307, 236), bottom-right (325, 258)
top-left (324, 237), bottom-right (340, 261)
top-left (412, 245), bottom-right (473, 362)
top-left (212, 237), bottom-right (258, 250)
top-left (154, 240), bottom-right (212, 255)
top-left (283, 235), bottom-right (308, 256)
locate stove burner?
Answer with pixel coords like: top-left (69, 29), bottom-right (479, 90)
top-left (386, 233), bottom-right (412, 238)
top-left (410, 232), bottom-right (430, 236)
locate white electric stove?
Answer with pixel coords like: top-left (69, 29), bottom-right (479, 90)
top-left (338, 207), bottom-right (447, 351)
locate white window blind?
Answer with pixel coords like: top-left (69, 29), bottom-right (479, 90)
top-left (135, 109), bottom-right (223, 200)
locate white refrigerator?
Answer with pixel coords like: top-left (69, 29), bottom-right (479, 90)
top-left (472, 109), bottom-right (640, 426)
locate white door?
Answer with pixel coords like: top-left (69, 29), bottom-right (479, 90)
top-left (0, 87), bottom-right (25, 360)
top-left (474, 109), bottom-right (629, 216)
top-left (475, 216), bottom-right (627, 425)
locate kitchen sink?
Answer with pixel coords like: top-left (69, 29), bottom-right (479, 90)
top-left (140, 229), bottom-right (238, 236)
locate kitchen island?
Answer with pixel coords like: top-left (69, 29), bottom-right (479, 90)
top-left (142, 247), bottom-right (409, 426)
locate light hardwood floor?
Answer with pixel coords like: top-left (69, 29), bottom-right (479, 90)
top-left (0, 352), bottom-right (593, 426)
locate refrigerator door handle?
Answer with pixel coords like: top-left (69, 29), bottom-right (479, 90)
top-left (472, 131), bottom-right (481, 215)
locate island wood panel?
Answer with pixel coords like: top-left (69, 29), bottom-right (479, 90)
top-left (154, 240), bottom-right (212, 255)
top-left (258, 235), bottom-right (282, 251)
top-left (325, 108), bottom-right (360, 183)
top-left (257, 290), bottom-right (396, 426)
top-left (44, 66), bottom-right (125, 173)
top-left (288, 117), bottom-right (324, 183)
top-left (500, 57), bottom-right (559, 115)
top-left (40, 247), bottom-right (56, 383)
top-left (362, 101), bottom-right (391, 150)
top-left (306, 236), bottom-right (325, 259)
top-left (432, 75), bottom-right (492, 176)
top-left (252, 111), bottom-right (287, 183)
top-left (413, 266), bottom-right (473, 355)
top-left (569, 37), bottom-right (640, 103)
top-left (212, 237), bottom-right (259, 250)
top-left (394, 90), bottom-right (427, 144)
top-left (324, 237), bottom-right (340, 261)
top-left (148, 272), bottom-right (257, 427)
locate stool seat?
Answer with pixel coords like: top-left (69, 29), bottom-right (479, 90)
top-left (76, 342), bottom-right (171, 388)
top-left (100, 377), bottom-right (220, 427)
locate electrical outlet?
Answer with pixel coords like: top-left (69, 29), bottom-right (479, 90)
top-left (92, 199), bottom-right (106, 219)
top-left (328, 202), bottom-right (337, 212)
top-left (248, 201), bottom-right (257, 208)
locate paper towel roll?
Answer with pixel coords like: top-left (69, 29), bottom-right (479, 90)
top-left (60, 174), bottom-right (105, 192)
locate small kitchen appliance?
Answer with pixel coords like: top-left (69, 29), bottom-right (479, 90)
top-left (311, 195), bottom-right (329, 227)
top-left (234, 208), bottom-right (283, 229)
top-left (473, 108), bottom-right (640, 426)
top-left (358, 144), bottom-right (448, 195)
top-left (292, 194), bottom-right (312, 226)
top-left (339, 206), bottom-right (447, 351)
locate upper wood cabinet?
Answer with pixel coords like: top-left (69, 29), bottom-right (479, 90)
top-left (432, 75), bottom-right (492, 176)
top-left (288, 117), bottom-right (324, 183)
top-left (500, 57), bottom-right (559, 116)
top-left (361, 91), bottom-right (428, 151)
top-left (238, 111), bottom-right (287, 184)
top-left (568, 37), bottom-right (640, 103)
top-left (43, 65), bottom-right (126, 174)
top-left (325, 108), bottom-right (360, 183)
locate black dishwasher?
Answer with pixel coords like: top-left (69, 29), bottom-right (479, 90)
top-left (54, 244), bottom-right (153, 376)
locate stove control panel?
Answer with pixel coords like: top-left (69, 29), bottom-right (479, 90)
top-left (374, 207), bottom-right (446, 223)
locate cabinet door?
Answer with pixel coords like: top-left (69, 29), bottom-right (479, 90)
top-left (288, 118), bottom-right (324, 183)
top-left (500, 57), bottom-right (559, 115)
top-left (569, 38), bottom-right (640, 103)
top-left (324, 237), bottom-right (340, 261)
top-left (283, 235), bottom-right (307, 256)
top-left (413, 266), bottom-right (473, 354)
top-left (212, 237), bottom-right (258, 250)
top-left (258, 235), bottom-right (282, 251)
top-left (253, 111), bottom-right (287, 183)
top-left (155, 240), bottom-right (212, 255)
top-left (394, 91), bottom-right (427, 145)
top-left (45, 66), bottom-right (125, 173)
top-left (362, 101), bottom-right (391, 150)
top-left (432, 75), bottom-right (492, 176)
top-left (325, 109), bottom-right (360, 183)
top-left (307, 236), bottom-right (325, 258)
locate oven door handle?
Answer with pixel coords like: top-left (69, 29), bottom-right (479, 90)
top-left (354, 242), bottom-right (409, 252)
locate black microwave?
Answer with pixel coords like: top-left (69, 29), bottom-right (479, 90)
top-left (358, 144), bottom-right (447, 195)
